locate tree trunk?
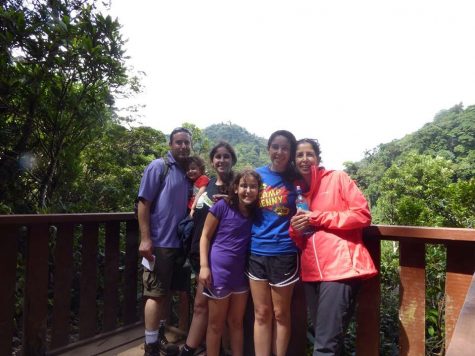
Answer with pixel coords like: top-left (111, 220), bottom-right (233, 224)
top-left (39, 151), bottom-right (59, 209)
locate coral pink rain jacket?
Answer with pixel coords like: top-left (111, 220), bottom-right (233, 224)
top-left (290, 166), bottom-right (377, 282)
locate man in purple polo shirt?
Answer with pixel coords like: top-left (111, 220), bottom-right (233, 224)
top-left (137, 127), bottom-right (192, 356)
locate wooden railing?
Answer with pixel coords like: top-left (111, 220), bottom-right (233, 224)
top-left (1, 215), bottom-right (474, 355)
top-left (0, 213), bottom-right (140, 355)
top-left (358, 225), bottom-right (475, 356)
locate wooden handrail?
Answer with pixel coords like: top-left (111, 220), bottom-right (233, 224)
top-left (0, 212), bottom-right (134, 224)
top-left (365, 225), bottom-right (475, 242)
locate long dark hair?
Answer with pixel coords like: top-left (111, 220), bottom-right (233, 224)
top-left (209, 141), bottom-right (237, 194)
top-left (227, 169), bottom-right (262, 215)
top-left (267, 130), bottom-right (298, 182)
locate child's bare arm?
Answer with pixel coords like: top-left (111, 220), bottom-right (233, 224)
top-left (198, 213), bottom-right (219, 287)
top-left (190, 185), bottom-right (207, 216)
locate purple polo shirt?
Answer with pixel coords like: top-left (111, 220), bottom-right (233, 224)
top-left (138, 151), bottom-right (190, 248)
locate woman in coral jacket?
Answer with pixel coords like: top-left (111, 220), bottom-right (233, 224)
top-left (290, 138), bottom-right (377, 356)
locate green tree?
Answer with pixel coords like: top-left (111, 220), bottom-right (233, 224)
top-left (53, 124), bottom-right (167, 212)
top-left (345, 104), bottom-right (475, 209)
top-left (203, 122), bottom-right (268, 170)
top-left (370, 151), bottom-right (474, 229)
top-left (183, 122), bottom-right (211, 157)
top-left (444, 178), bottom-right (475, 228)
top-left (0, 0), bottom-right (133, 212)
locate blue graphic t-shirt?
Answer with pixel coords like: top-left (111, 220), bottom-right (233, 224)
top-left (250, 165), bottom-right (298, 256)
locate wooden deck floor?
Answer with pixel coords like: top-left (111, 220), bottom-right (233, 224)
top-left (52, 324), bottom-right (207, 356)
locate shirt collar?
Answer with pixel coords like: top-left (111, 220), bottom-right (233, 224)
top-left (166, 151), bottom-right (177, 165)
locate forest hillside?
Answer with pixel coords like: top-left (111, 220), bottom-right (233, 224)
top-left (1, 104), bottom-right (473, 222)
top-left (345, 103), bottom-right (474, 228)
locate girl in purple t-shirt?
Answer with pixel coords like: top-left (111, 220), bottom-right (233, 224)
top-left (199, 169), bottom-right (261, 356)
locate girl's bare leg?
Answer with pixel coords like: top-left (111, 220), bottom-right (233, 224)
top-left (226, 292), bottom-right (249, 356)
top-left (271, 283), bottom-right (295, 356)
top-left (250, 280), bottom-right (273, 356)
top-left (207, 296), bottom-right (230, 356)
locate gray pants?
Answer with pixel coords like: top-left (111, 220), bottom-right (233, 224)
top-left (305, 279), bottom-right (361, 356)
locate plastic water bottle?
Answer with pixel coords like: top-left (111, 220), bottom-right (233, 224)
top-left (296, 186), bottom-right (314, 237)
top-left (296, 186), bottom-right (309, 211)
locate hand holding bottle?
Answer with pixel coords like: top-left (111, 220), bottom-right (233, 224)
top-left (291, 211), bottom-right (313, 230)
top-left (294, 185), bottom-right (315, 237)
top-left (296, 185), bottom-right (309, 212)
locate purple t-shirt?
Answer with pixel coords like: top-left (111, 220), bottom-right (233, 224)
top-left (206, 199), bottom-right (252, 298)
top-left (138, 151), bottom-right (190, 248)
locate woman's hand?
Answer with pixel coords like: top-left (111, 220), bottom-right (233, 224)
top-left (291, 211), bottom-right (313, 232)
top-left (199, 266), bottom-right (212, 288)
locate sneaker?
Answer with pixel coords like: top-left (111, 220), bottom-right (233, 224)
top-left (178, 346), bottom-right (194, 356)
top-left (194, 345), bottom-right (206, 355)
top-left (160, 341), bottom-right (179, 356)
top-left (159, 325), bottom-right (179, 356)
top-left (144, 341), bottom-right (160, 356)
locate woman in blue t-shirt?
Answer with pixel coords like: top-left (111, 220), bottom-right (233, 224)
top-left (246, 130), bottom-right (299, 356)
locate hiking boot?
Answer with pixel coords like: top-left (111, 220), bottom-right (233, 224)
top-left (159, 325), bottom-right (179, 356)
top-left (178, 345), bottom-right (194, 356)
top-left (159, 341), bottom-right (179, 356)
top-left (144, 341), bottom-right (160, 356)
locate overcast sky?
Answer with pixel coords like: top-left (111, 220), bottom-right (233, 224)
top-left (108, 0), bottom-right (475, 169)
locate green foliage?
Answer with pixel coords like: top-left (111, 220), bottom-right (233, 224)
top-left (203, 122), bottom-right (268, 171)
top-left (345, 104), bottom-right (475, 208)
top-left (183, 122), bottom-right (211, 157)
top-left (371, 152), bottom-right (455, 226)
top-left (444, 178), bottom-right (475, 228)
top-left (204, 121), bottom-right (265, 147)
top-left (346, 104), bottom-right (475, 355)
top-left (0, 0), bottom-right (133, 212)
top-left (50, 124), bottom-right (167, 212)
top-left (379, 241), bottom-right (400, 355)
top-left (425, 245), bottom-right (446, 355)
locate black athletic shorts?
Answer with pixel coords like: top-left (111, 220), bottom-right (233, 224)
top-left (246, 253), bottom-right (299, 287)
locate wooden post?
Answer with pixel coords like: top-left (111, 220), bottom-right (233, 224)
top-left (445, 242), bottom-right (475, 349)
top-left (287, 281), bottom-right (308, 356)
top-left (79, 223), bottom-right (99, 339)
top-left (23, 224), bottom-right (50, 355)
top-left (399, 241), bottom-right (426, 356)
top-left (103, 221), bottom-right (120, 331)
top-left (123, 220), bottom-right (140, 324)
top-left (356, 235), bottom-right (381, 356)
top-left (50, 223), bottom-right (75, 349)
top-left (0, 226), bottom-right (19, 355)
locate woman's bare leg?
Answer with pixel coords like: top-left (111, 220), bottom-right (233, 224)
top-left (271, 283), bottom-right (295, 356)
top-left (250, 280), bottom-right (273, 356)
top-left (184, 283), bottom-right (208, 348)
